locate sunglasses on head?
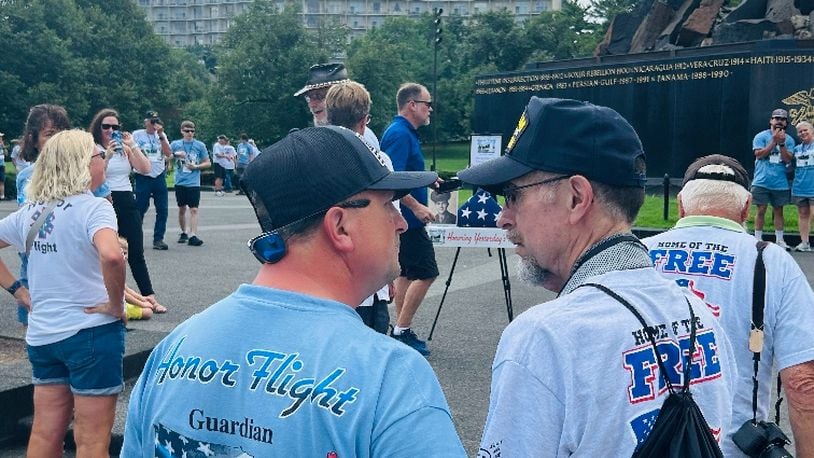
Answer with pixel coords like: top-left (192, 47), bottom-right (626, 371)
top-left (101, 123), bottom-right (120, 131)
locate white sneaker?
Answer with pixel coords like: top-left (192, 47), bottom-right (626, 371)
top-left (215, 191), bottom-right (224, 197)
top-left (776, 240), bottom-right (790, 250)
top-left (795, 242), bottom-right (812, 252)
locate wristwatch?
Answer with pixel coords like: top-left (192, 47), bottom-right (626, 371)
top-left (6, 279), bottom-right (22, 295)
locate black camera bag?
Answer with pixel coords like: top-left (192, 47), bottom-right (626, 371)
top-left (582, 283), bottom-right (723, 458)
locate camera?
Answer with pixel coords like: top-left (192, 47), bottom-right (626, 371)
top-left (732, 420), bottom-right (793, 458)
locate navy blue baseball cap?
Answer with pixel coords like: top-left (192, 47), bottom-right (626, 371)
top-left (241, 126), bottom-right (437, 232)
top-left (458, 97), bottom-right (646, 192)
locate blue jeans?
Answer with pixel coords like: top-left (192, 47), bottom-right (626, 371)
top-left (134, 172), bottom-right (168, 243)
top-left (223, 169), bottom-right (234, 192)
top-left (27, 321), bottom-right (125, 395)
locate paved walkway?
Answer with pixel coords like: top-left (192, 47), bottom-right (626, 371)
top-left (0, 192), bottom-right (810, 455)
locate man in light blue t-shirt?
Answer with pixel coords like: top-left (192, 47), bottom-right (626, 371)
top-left (235, 133), bottom-right (258, 195)
top-left (169, 120), bottom-right (210, 247)
top-left (122, 126), bottom-right (465, 456)
top-left (752, 108), bottom-right (795, 249)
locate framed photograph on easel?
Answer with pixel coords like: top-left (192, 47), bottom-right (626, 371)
top-left (429, 189), bottom-right (459, 225)
top-left (470, 135), bottom-right (501, 167)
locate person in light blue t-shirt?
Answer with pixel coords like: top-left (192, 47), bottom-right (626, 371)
top-left (121, 126), bottom-right (464, 457)
top-left (752, 108), bottom-right (795, 249)
top-left (169, 120), bottom-right (210, 247)
top-left (792, 121), bottom-right (814, 251)
top-left (234, 133), bottom-right (259, 195)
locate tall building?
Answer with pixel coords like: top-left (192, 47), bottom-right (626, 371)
top-left (136, 0), bottom-right (562, 47)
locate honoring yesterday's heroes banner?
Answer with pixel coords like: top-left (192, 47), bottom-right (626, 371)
top-left (427, 225), bottom-right (515, 249)
top-left (474, 40), bottom-right (814, 178)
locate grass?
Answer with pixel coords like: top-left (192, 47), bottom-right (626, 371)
top-left (637, 195), bottom-right (802, 232)
top-left (430, 142), bottom-right (804, 233)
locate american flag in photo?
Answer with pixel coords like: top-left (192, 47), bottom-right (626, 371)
top-left (153, 423), bottom-right (255, 458)
top-left (457, 188), bottom-right (502, 228)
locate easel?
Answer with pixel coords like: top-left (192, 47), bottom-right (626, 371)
top-left (427, 132), bottom-right (507, 340)
top-left (427, 246), bottom-right (514, 340)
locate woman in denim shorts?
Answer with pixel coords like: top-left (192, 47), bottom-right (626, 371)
top-left (0, 129), bottom-right (127, 456)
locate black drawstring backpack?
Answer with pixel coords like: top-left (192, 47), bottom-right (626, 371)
top-left (582, 283), bottom-right (724, 458)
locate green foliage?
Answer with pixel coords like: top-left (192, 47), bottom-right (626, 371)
top-left (525, 1), bottom-right (599, 61)
top-left (210, 3), bottom-right (323, 145)
top-left (0, 0), bottom-right (622, 145)
top-left (347, 16), bottom-right (433, 135)
top-left (0, 0), bottom-right (205, 136)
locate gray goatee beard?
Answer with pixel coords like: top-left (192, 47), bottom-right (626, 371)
top-left (516, 256), bottom-right (550, 287)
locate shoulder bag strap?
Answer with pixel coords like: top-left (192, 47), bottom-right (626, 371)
top-left (750, 241), bottom-right (784, 424)
top-left (580, 283), bottom-right (695, 393)
top-left (25, 201), bottom-right (57, 256)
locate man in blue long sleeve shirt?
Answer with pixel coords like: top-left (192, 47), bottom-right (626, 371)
top-left (380, 82), bottom-right (438, 356)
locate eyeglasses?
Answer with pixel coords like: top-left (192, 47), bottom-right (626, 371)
top-left (502, 175), bottom-right (570, 208)
top-left (92, 150), bottom-right (106, 160)
top-left (183, 129), bottom-right (195, 133)
top-left (412, 100), bottom-right (433, 108)
top-left (101, 124), bottom-right (120, 131)
top-left (304, 89), bottom-right (329, 102)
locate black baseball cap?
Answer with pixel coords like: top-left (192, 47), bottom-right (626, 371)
top-left (458, 97), bottom-right (646, 193)
top-left (145, 110), bottom-right (160, 119)
top-left (241, 126), bottom-right (437, 232)
top-left (682, 154), bottom-right (750, 190)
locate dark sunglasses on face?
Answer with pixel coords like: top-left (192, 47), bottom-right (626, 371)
top-left (93, 150), bottom-right (106, 160)
top-left (183, 129), bottom-right (195, 133)
top-left (101, 124), bottom-right (120, 131)
top-left (412, 100), bottom-right (433, 108)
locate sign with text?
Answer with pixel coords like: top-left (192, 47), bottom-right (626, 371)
top-left (474, 40), bottom-right (814, 178)
top-left (427, 225), bottom-right (515, 248)
top-left (470, 135), bottom-right (502, 167)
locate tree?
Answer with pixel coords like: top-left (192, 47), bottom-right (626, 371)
top-left (464, 11), bottom-right (532, 72)
top-left (524, 0), bottom-right (599, 62)
top-left (0, 0), bottom-right (204, 137)
top-left (211, 3), bottom-right (324, 145)
top-left (347, 16), bottom-right (434, 136)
